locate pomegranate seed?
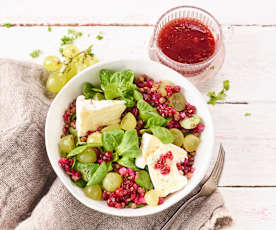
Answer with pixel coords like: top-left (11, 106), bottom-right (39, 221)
top-left (158, 197), bottom-right (164, 205)
top-left (102, 151), bottom-right (113, 162)
top-left (173, 85), bottom-right (181, 93)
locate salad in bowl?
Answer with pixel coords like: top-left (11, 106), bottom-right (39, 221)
top-left (45, 59), bottom-right (214, 216)
top-left (57, 68), bottom-right (204, 209)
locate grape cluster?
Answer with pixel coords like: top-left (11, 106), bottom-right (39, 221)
top-left (44, 45), bottom-right (98, 94)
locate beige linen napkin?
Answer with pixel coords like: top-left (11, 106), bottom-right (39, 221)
top-left (0, 59), bottom-right (232, 230)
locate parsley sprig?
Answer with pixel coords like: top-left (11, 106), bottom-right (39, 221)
top-left (29, 49), bottom-right (41, 58)
top-left (3, 23), bottom-right (13, 28)
top-left (60, 29), bottom-right (83, 46)
top-left (207, 80), bottom-right (230, 105)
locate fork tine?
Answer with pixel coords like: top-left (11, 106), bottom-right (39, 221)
top-left (213, 145), bottom-right (225, 184)
top-left (209, 144), bottom-right (223, 177)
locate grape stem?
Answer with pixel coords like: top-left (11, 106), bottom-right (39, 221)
top-left (62, 45), bottom-right (93, 74)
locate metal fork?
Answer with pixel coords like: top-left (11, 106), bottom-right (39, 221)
top-left (160, 144), bottom-right (225, 230)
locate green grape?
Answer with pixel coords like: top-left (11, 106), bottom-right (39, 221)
top-left (102, 172), bottom-right (122, 192)
top-left (46, 72), bottom-right (67, 93)
top-left (183, 134), bottom-right (200, 152)
top-left (180, 115), bottom-right (201, 130)
top-left (158, 80), bottom-right (174, 97)
top-left (120, 112), bottom-right (137, 130)
top-left (144, 190), bottom-right (160, 206)
top-left (87, 132), bottom-right (102, 146)
top-left (84, 55), bottom-right (99, 66)
top-left (169, 92), bottom-right (186, 111)
top-left (76, 148), bottom-right (97, 163)
top-left (43, 56), bottom-right (62, 72)
top-left (101, 123), bottom-right (121, 132)
top-left (63, 44), bottom-right (79, 58)
top-left (170, 128), bottom-right (185, 146)
top-left (93, 93), bottom-right (104, 101)
top-left (75, 62), bottom-right (88, 73)
top-left (63, 62), bottom-right (77, 82)
top-left (58, 135), bottom-right (75, 157)
top-left (83, 184), bottom-right (102, 200)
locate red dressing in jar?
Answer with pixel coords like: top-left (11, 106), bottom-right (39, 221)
top-left (157, 18), bottom-right (216, 64)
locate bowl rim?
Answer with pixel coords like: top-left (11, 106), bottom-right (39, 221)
top-left (45, 58), bottom-right (214, 217)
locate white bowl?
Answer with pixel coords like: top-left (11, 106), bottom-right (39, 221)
top-left (45, 59), bottom-right (214, 217)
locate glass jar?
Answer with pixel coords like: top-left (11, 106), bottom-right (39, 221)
top-left (149, 6), bottom-right (224, 79)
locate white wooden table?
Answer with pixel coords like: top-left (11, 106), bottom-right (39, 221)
top-left (1, 1), bottom-right (276, 229)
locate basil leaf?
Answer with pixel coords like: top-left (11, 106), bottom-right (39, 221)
top-left (144, 116), bottom-right (167, 128)
top-left (102, 129), bottom-right (124, 152)
top-left (135, 170), bottom-right (153, 190)
top-left (74, 161), bottom-right (99, 182)
top-left (117, 157), bottom-right (138, 171)
top-left (87, 162), bottom-right (108, 186)
top-left (71, 178), bottom-right (87, 188)
top-left (67, 144), bottom-right (98, 158)
top-left (151, 126), bottom-right (174, 144)
top-left (117, 129), bottom-right (140, 158)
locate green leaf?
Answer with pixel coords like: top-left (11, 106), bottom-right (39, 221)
top-left (244, 112), bottom-right (251, 117)
top-left (104, 83), bottom-right (121, 99)
top-left (71, 178), bottom-right (87, 188)
top-left (67, 144), bottom-right (98, 158)
top-left (82, 82), bottom-right (103, 99)
top-left (144, 116), bottom-right (167, 128)
top-left (70, 113), bottom-right (76, 122)
top-left (29, 49), bottom-right (41, 58)
top-left (48, 27), bottom-right (52, 32)
top-left (69, 127), bottom-right (77, 136)
top-left (87, 162), bottom-right (108, 186)
top-left (106, 161), bottom-right (113, 172)
top-left (137, 100), bottom-right (156, 112)
top-left (134, 90), bottom-right (143, 101)
top-left (117, 157), bottom-right (138, 171)
top-left (117, 129), bottom-right (140, 158)
top-left (135, 170), bottom-right (153, 190)
top-left (102, 129), bottom-right (124, 152)
top-left (223, 80), bottom-right (230, 91)
top-left (99, 69), bottom-right (136, 102)
top-left (120, 96), bottom-right (135, 107)
top-left (99, 69), bottom-right (114, 88)
top-left (74, 161), bottom-right (99, 182)
top-left (151, 126), bottom-right (174, 144)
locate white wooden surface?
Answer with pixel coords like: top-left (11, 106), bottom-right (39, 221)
top-left (1, 1), bottom-right (276, 229)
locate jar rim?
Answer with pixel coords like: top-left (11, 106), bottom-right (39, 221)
top-left (153, 5), bottom-right (223, 68)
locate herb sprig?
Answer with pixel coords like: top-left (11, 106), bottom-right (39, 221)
top-left (29, 49), bottom-right (41, 58)
top-left (207, 80), bottom-right (230, 105)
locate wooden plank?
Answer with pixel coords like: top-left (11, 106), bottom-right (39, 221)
top-left (1, 0), bottom-right (276, 25)
top-left (0, 26), bottom-right (276, 102)
top-left (220, 188), bottom-right (276, 230)
top-left (212, 104), bottom-right (276, 186)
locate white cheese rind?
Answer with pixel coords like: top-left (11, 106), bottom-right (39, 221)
top-left (135, 133), bottom-right (162, 169)
top-left (147, 144), bottom-right (188, 197)
top-left (76, 95), bottom-right (126, 136)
